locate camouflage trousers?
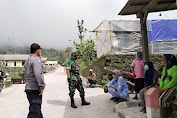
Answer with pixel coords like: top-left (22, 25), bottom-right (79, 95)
top-left (68, 79), bottom-right (85, 98)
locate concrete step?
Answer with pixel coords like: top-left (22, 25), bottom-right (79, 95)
top-left (83, 82), bottom-right (102, 88)
top-left (116, 107), bottom-right (147, 118)
top-left (114, 101), bottom-right (147, 118)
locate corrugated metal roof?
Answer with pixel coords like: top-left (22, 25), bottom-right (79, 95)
top-left (93, 20), bottom-right (152, 32)
top-left (45, 61), bottom-right (58, 64)
top-left (119, 0), bottom-right (177, 15)
top-left (0, 54), bottom-right (47, 61)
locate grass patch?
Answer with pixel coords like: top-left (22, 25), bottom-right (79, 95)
top-left (101, 80), bottom-right (108, 88)
top-left (5, 81), bottom-right (11, 88)
top-left (78, 59), bottom-right (87, 71)
top-left (9, 72), bottom-right (22, 79)
top-left (78, 58), bottom-right (99, 72)
top-left (100, 75), bottom-right (109, 87)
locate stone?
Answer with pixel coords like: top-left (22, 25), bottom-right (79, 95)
top-left (116, 107), bottom-right (146, 118)
top-left (114, 94), bottom-right (147, 118)
top-left (83, 82), bottom-right (101, 88)
top-left (145, 88), bottom-right (159, 108)
top-left (145, 88), bottom-right (160, 118)
top-left (114, 102), bottom-right (128, 110)
top-left (81, 54), bottom-right (173, 85)
top-left (146, 107), bottom-right (160, 118)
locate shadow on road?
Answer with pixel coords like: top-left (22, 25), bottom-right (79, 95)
top-left (62, 93), bottom-right (117, 118)
top-left (47, 100), bottom-right (67, 106)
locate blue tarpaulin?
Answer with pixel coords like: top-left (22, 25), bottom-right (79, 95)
top-left (148, 20), bottom-right (177, 42)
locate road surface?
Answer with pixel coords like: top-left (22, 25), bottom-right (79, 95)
top-left (0, 67), bottom-right (118, 118)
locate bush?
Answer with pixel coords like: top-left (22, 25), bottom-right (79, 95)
top-left (78, 59), bottom-right (87, 71)
top-left (5, 81), bottom-right (11, 88)
top-left (9, 72), bottom-right (22, 79)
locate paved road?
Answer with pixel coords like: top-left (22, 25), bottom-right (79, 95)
top-left (0, 67), bottom-right (118, 118)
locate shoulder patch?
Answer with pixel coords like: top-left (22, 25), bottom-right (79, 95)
top-left (37, 59), bottom-right (41, 63)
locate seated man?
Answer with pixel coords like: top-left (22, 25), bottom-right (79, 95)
top-left (87, 69), bottom-right (96, 86)
top-left (105, 69), bottom-right (129, 103)
top-left (108, 73), bottom-right (113, 81)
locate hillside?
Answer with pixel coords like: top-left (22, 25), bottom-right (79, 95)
top-left (0, 46), bottom-right (66, 65)
top-left (81, 54), bottom-right (176, 85)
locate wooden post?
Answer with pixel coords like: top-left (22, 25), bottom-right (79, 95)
top-left (109, 21), bottom-right (113, 53)
top-left (151, 42), bottom-right (153, 54)
top-left (140, 12), bottom-right (150, 62)
top-left (96, 33), bottom-right (109, 50)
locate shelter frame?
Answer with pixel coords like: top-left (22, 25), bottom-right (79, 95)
top-left (119, 0), bottom-right (177, 62)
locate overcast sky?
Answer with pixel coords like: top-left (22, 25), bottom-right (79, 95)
top-left (0, 0), bottom-right (177, 50)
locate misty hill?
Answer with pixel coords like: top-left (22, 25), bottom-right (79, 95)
top-left (0, 46), bottom-right (63, 55)
top-left (0, 46), bottom-right (69, 65)
top-left (0, 46), bottom-right (30, 54)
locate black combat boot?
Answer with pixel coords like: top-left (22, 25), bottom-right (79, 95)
top-left (70, 97), bottom-right (77, 108)
top-left (81, 98), bottom-right (90, 105)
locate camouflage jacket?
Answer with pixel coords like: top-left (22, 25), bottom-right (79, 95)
top-left (66, 59), bottom-right (80, 81)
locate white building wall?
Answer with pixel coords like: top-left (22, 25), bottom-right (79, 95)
top-left (7, 61), bottom-right (24, 67)
top-left (16, 61), bottom-right (23, 67)
top-left (7, 61), bottom-right (14, 67)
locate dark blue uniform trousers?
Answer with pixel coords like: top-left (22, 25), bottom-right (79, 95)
top-left (25, 90), bottom-right (43, 118)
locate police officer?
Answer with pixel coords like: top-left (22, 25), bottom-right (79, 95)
top-left (66, 52), bottom-right (90, 108)
top-left (24, 43), bottom-right (46, 118)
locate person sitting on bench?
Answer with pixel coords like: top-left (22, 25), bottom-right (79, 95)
top-left (159, 54), bottom-right (177, 108)
top-left (139, 61), bottom-right (159, 113)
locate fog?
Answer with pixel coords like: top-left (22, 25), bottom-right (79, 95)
top-left (0, 0), bottom-right (176, 50)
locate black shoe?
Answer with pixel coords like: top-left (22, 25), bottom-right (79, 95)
top-left (71, 103), bottom-right (77, 108)
top-left (116, 98), bottom-right (127, 104)
top-left (114, 98), bottom-right (120, 102)
top-left (110, 97), bottom-right (117, 100)
top-left (70, 97), bottom-right (77, 108)
top-left (81, 98), bottom-right (90, 105)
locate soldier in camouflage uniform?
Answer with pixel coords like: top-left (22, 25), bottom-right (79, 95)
top-left (66, 52), bottom-right (90, 108)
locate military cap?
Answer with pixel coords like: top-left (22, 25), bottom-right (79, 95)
top-left (71, 52), bottom-right (78, 57)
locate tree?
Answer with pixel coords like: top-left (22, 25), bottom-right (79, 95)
top-left (74, 38), bottom-right (97, 64)
top-left (8, 48), bottom-right (13, 54)
top-left (49, 48), bottom-right (56, 57)
top-left (83, 38), bottom-right (97, 61)
top-left (77, 20), bottom-right (87, 44)
top-left (26, 50), bottom-right (30, 54)
top-left (0, 57), bottom-right (8, 72)
top-left (65, 47), bottom-right (73, 59)
top-left (75, 20), bottom-right (97, 65)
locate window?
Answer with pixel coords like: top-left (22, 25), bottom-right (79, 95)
top-left (14, 61), bottom-right (16, 66)
top-left (22, 61), bottom-right (25, 66)
top-left (6, 62), bottom-right (8, 66)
